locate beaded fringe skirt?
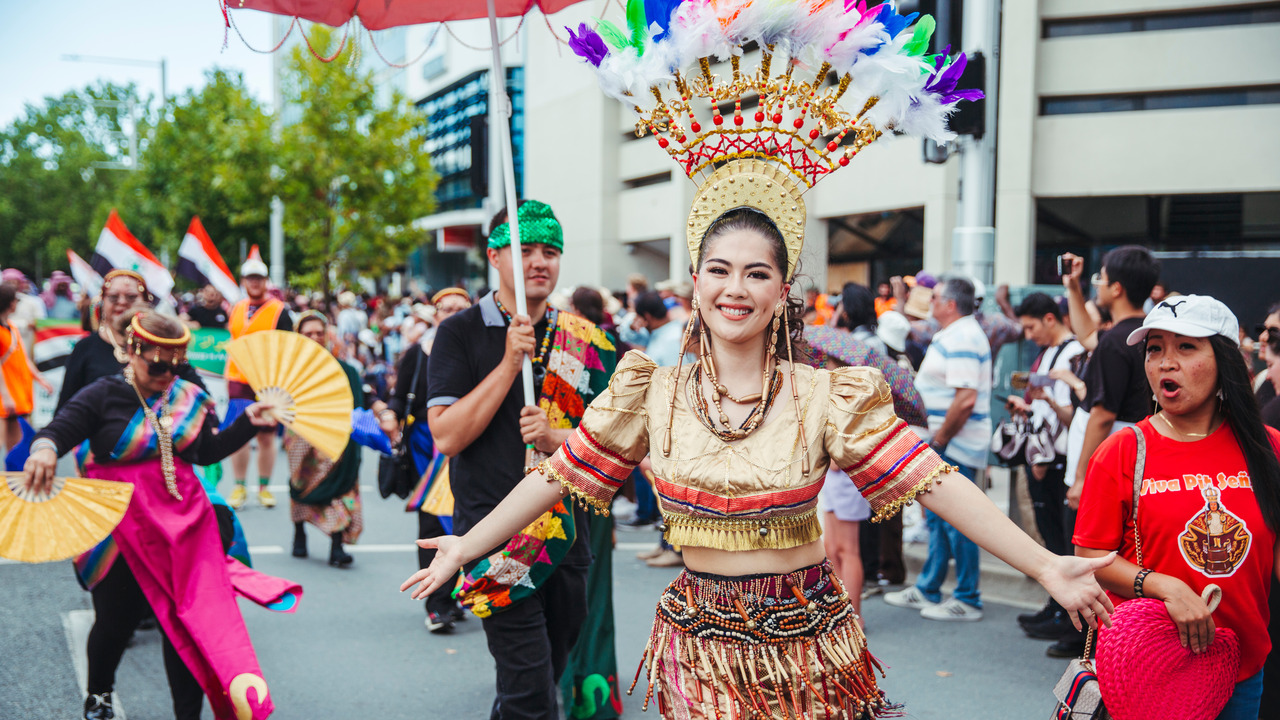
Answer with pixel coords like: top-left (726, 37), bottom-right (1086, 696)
top-left (631, 562), bottom-right (900, 720)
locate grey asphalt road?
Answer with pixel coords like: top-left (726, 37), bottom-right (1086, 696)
top-left (1, 448), bottom-right (1070, 719)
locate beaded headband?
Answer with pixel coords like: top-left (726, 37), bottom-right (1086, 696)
top-left (431, 287), bottom-right (472, 306)
top-left (102, 269), bottom-right (147, 296)
top-left (569, 0), bottom-right (981, 280)
top-left (127, 313), bottom-right (191, 350)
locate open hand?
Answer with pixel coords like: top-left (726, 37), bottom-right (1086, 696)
top-left (401, 535), bottom-right (465, 600)
top-left (1038, 552), bottom-right (1116, 631)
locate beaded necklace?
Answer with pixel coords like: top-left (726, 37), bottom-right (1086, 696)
top-left (689, 362), bottom-right (783, 441)
top-left (493, 295), bottom-right (556, 377)
top-left (124, 366), bottom-right (183, 501)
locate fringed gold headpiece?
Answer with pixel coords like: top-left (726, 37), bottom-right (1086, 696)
top-left (127, 314), bottom-right (191, 349)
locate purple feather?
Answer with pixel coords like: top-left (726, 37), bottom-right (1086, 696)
top-left (568, 23), bottom-right (609, 67)
top-left (925, 49), bottom-right (984, 104)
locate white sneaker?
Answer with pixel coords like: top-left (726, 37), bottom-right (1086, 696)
top-left (882, 586), bottom-right (939, 610)
top-left (920, 598), bottom-right (984, 622)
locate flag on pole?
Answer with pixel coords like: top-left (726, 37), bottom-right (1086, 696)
top-left (178, 217), bottom-right (242, 303)
top-left (91, 210), bottom-right (174, 299)
top-left (66, 249), bottom-right (104, 299)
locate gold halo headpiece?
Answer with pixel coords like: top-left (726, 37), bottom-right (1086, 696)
top-left (568, 0), bottom-right (982, 280)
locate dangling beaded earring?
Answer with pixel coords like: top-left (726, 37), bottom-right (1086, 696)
top-left (664, 292), bottom-right (701, 457)
top-left (780, 302), bottom-right (811, 474)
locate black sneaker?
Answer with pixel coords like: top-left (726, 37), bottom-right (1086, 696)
top-left (1046, 637), bottom-right (1088, 658)
top-left (1017, 600), bottom-right (1054, 629)
top-left (450, 606), bottom-right (467, 623)
top-left (425, 611), bottom-right (455, 634)
top-left (1023, 610), bottom-right (1072, 640)
top-left (84, 693), bottom-right (114, 720)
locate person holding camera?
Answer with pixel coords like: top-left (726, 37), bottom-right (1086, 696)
top-left (1007, 292), bottom-right (1086, 644)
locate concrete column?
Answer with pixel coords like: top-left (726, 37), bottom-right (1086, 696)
top-left (799, 212), bottom-right (829, 294)
top-left (924, 160), bottom-right (960, 272)
top-left (993, 0), bottom-right (1039, 286)
top-left (670, 179), bottom-right (695, 281)
top-left (950, 0), bottom-right (1001, 284)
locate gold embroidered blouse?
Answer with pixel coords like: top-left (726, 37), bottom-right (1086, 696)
top-left (542, 351), bottom-right (952, 551)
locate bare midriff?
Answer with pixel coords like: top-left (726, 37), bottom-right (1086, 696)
top-left (681, 539), bottom-right (827, 577)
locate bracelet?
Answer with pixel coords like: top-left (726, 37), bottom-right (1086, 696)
top-left (1133, 568), bottom-right (1153, 598)
top-left (31, 438), bottom-right (57, 455)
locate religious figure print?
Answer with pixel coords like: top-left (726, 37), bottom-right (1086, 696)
top-left (1179, 485), bottom-right (1251, 577)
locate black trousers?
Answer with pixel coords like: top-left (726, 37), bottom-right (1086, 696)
top-left (87, 557), bottom-right (204, 720)
top-left (84, 504), bottom-right (235, 719)
top-left (417, 511), bottom-right (460, 617)
top-left (1027, 459), bottom-right (1070, 557)
top-left (480, 563), bottom-right (589, 720)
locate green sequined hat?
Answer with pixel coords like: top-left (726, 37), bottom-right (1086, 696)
top-left (487, 200), bottom-right (564, 252)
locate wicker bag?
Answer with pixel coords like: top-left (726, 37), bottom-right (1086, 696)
top-left (1096, 585), bottom-right (1238, 720)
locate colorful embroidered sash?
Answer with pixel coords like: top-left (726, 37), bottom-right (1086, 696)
top-left (109, 377), bottom-right (212, 462)
top-left (455, 313), bottom-right (616, 617)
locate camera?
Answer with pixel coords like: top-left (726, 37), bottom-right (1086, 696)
top-left (1056, 255), bottom-right (1070, 277)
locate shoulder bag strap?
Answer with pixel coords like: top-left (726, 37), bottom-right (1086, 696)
top-left (402, 346), bottom-right (425, 432)
top-left (1130, 425), bottom-right (1146, 568)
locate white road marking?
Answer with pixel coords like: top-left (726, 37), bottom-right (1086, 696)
top-left (64, 609), bottom-right (129, 719)
top-left (248, 543), bottom-right (418, 556)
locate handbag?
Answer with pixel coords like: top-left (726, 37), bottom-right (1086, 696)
top-left (997, 342), bottom-right (1072, 468)
top-left (1093, 427), bottom-right (1240, 720)
top-left (1050, 418), bottom-right (1146, 720)
top-left (378, 348), bottom-right (425, 500)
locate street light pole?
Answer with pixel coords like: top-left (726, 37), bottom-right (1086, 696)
top-left (62, 54), bottom-right (168, 101)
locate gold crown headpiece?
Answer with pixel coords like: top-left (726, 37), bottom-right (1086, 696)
top-left (568, 0), bottom-right (981, 279)
top-left (126, 313), bottom-right (191, 363)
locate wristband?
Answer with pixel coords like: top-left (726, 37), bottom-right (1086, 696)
top-left (1133, 568), bottom-right (1153, 598)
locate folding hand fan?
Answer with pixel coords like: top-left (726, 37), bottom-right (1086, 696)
top-left (0, 473), bottom-right (134, 563)
top-left (226, 330), bottom-right (353, 460)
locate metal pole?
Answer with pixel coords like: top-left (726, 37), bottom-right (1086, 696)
top-left (950, 0), bottom-right (1000, 285)
top-left (160, 58), bottom-right (168, 102)
top-left (270, 197), bottom-right (285, 288)
top-left (485, 0), bottom-right (535, 408)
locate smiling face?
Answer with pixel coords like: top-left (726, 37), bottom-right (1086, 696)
top-left (434, 295), bottom-right (471, 323)
top-left (693, 228), bottom-right (789, 351)
top-left (1145, 329), bottom-right (1219, 416)
top-left (488, 243), bottom-right (561, 305)
top-left (101, 276), bottom-right (144, 327)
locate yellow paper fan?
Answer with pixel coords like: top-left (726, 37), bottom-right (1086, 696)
top-left (0, 473), bottom-right (134, 563)
top-left (226, 330), bottom-right (353, 460)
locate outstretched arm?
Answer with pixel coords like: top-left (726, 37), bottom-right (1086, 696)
top-left (918, 470), bottom-right (1116, 630)
top-left (401, 466), bottom-right (567, 599)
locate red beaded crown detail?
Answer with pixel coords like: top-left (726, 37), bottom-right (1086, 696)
top-left (634, 48), bottom-right (883, 190)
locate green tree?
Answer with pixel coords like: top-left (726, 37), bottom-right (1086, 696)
top-left (276, 26), bottom-right (437, 293)
top-left (114, 70), bottom-right (274, 272)
top-left (0, 82), bottom-right (149, 275)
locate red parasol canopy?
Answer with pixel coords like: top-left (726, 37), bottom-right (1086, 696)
top-left (229, 0), bottom-right (585, 30)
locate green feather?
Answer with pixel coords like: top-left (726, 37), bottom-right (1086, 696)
top-left (594, 19), bottom-right (630, 51)
top-left (903, 15), bottom-right (935, 57)
top-left (626, 0), bottom-right (648, 52)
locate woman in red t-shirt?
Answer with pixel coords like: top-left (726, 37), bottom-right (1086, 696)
top-left (1075, 295), bottom-right (1280, 719)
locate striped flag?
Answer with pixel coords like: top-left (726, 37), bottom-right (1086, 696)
top-left (91, 209), bottom-right (174, 299)
top-left (66, 249), bottom-right (103, 299)
top-left (177, 217), bottom-right (242, 303)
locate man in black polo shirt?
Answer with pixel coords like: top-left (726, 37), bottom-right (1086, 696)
top-left (183, 284), bottom-right (229, 329)
top-left (426, 201), bottom-right (591, 720)
top-left (1055, 245), bottom-right (1159, 656)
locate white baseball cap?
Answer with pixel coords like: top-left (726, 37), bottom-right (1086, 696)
top-left (1126, 294), bottom-right (1240, 347)
top-left (240, 258), bottom-right (269, 278)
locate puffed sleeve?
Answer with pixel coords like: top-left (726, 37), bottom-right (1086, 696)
top-left (824, 366), bottom-right (956, 522)
top-left (539, 350), bottom-right (655, 515)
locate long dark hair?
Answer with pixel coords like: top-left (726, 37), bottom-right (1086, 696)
top-left (698, 207), bottom-right (809, 361)
top-left (571, 286), bottom-right (606, 325)
top-left (840, 283), bottom-right (877, 332)
top-left (1209, 335), bottom-right (1280, 533)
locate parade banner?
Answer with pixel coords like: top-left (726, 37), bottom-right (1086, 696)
top-left (31, 319), bottom-right (229, 429)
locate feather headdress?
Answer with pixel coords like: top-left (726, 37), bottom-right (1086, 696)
top-left (569, 0), bottom-right (981, 279)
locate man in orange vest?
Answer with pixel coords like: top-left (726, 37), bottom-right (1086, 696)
top-left (225, 251), bottom-right (292, 509)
